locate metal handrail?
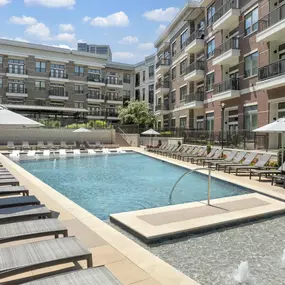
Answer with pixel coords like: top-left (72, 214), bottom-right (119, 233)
top-left (169, 167), bottom-right (213, 205)
top-left (117, 126), bottom-right (133, 146)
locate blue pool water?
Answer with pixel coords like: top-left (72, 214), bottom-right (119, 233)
top-left (19, 153), bottom-right (251, 220)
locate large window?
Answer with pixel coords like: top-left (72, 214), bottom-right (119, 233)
top-left (172, 66), bottom-right (176, 80)
top-left (171, 90), bottom-right (176, 103)
top-left (206, 112), bottom-right (214, 132)
top-left (207, 4), bottom-right (215, 25)
top-left (245, 8), bottom-right (258, 35)
top-left (142, 88), bottom-right (146, 101)
top-left (149, 84), bottom-right (154, 104)
top-left (206, 72), bottom-right (215, 91)
top-left (180, 86), bottom-right (187, 101)
top-left (149, 65), bottom-right (154, 78)
top-left (171, 118), bottom-right (176, 128)
top-left (180, 117), bottom-right (187, 128)
top-left (172, 41), bottom-right (177, 57)
top-left (35, 80), bottom-right (46, 90)
top-left (75, 84), bottom-right (84, 94)
top-left (196, 116), bottom-right (204, 130)
top-left (0, 56), bottom-right (3, 67)
top-left (180, 59), bottom-right (187, 75)
top-left (123, 73), bottom-right (131, 83)
top-left (180, 30), bottom-right (188, 50)
top-left (75, 66), bottom-right (84, 76)
top-left (244, 52), bottom-right (258, 78)
top-left (143, 71), bottom-right (146, 82)
top-left (207, 39), bottom-right (215, 58)
top-left (244, 105), bottom-right (258, 130)
top-left (0, 77), bottom-right (2, 88)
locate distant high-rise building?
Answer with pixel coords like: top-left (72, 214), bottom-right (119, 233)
top-left (77, 42), bottom-right (112, 61)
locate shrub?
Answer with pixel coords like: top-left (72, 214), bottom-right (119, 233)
top-left (206, 144), bottom-right (211, 154)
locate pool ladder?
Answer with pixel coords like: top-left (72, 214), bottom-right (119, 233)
top-left (169, 168), bottom-right (214, 206)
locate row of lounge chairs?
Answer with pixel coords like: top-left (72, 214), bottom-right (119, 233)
top-left (0, 164), bottom-right (122, 284)
top-left (148, 144), bottom-right (285, 188)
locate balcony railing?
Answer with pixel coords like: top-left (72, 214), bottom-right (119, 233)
top-left (123, 78), bottom-right (131, 84)
top-left (87, 75), bottom-right (105, 83)
top-left (156, 81), bottom-right (170, 90)
top-left (6, 87), bottom-right (27, 94)
top-left (74, 72), bottom-right (84, 77)
top-left (156, 58), bottom-right (171, 69)
top-left (35, 68), bottom-right (46, 73)
top-left (258, 4), bottom-right (285, 32)
top-left (6, 67), bottom-right (28, 75)
top-left (107, 95), bottom-right (123, 101)
top-left (213, 0), bottom-right (239, 23)
top-left (106, 111), bottom-right (119, 117)
top-left (88, 111), bottom-right (105, 117)
top-left (213, 78), bottom-right (240, 94)
top-left (185, 91), bottom-right (204, 103)
top-left (155, 103), bottom-right (169, 111)
top-left (48, 90), bottom-right (68, 97)
top-left (258, 58), bottom-right (285, 81)
top-left (214, 37), bottom-right (239, 57)
top-left (106, 77), bottom-right (123, 85)
top-left (185, 29), bottom-right (205, 47)
top-left (87, 93), bottom-right (104, 100)
top-left (185, 61), bottom-right (205, 74)
top-left (49, 71), bottom-right (68, 79)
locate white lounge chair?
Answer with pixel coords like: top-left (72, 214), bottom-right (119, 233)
top-left (37, 141), bottom-right (46, 149)
top-left (117, 148), bottom-right (126, 154)
top-left (10, 150), bottom-right (20, 158)
top-left (95, 141), bottom-right (103, 149)
top-left (59, 149), bottom-right (66, 156)
top-left (60, 141), bottom-right (68, 149)
top-left (73, 149), bottom-right (80, 155)
top-left (88, 149), bottom-right (95, 155)
top-left (47, 141), bottom-right (55, 149)
top-left (22, 141), bottom-right (31, 150)
top-left (7, 141), bottom-right (15, 150)
top-left (102, 148), bottom-right (110, 154)
top-left (43, 150), bottom-right (50, 156)
top-left (27, 150), bottom-right (36, 157)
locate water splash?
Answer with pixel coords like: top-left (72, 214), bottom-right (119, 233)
top-left (281, 249), bottom-right (285, 268)
top-left (234, 261), bottom-right (250, 284)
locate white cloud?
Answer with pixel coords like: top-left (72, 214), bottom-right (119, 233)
top-left (0, 0), bottom-right (10, 7)
top-left (59, 24), bottom-right (74, 32)
top-left (52, 44), bottom-right (72, 49)
top-left (54, 33), bottom-right (76, 42)
top-left (113, 52), bottom-right (135, 60)
top-left (82, 16), bottom-right (91, 23)
top-left (119, 36), bottom-right (139, 44)
top-left (156, 24), bottom-right (166, 35)
top-left (138, 42), bottom-right (154, 50)
top-left (143, 7), bottom-right (180, 22)
top-left (24, 0), bottom-right (75, 8)
top-left (25, 22), bottom-right (51, 40)
top-left (9, 15), bottom-right (37, 25)
top-left (90, 11), bottom-right (129, 27)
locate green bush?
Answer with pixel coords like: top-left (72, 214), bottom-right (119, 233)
top-left (206, 144), bottom-right (211, 154)
top-left (277, 149), bottom-right (285, 167)
top-left (160, 131), bottom-right (174, 136)
top-left (39, 120), bottom-right (61, 128)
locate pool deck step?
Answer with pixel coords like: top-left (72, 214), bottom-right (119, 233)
top-left (110, 193), bottom-right (285, 243)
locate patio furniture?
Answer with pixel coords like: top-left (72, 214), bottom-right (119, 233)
top-left (148, 142), bottom-right (167, 153)
top-left (43, 150), bottom-right (50, 156)
top-left (234, 154), bottom-right (272, 176)
top-left (249, 162), bottom-right (285, 181)
top-left (205, 150), bottom-right (238, 167)
top-left (22, 141), bottom-right (31, 150)
top-left (271, 174), bottom-right (285, 188)
top-left (88, 149), bottom-right (95, 155)
top-left (59, 149), bottom-right (67, 156)
top-left (191, 148), bottom-right (219, 164)
top-left (0, 178), bottom-right (19, 186)
top-left (0, 174), bottom-right (15, 179)
top-left (224, 152), bottom-right (258, 173)
top-left (156, 144), bottom-right (175, 155)
top-left (215, 151), bottom-right (247, 171)
top-left (197, 149), bottom-right (223, 165)
top-left (0, 205), bottom-right (52, 224)
top-left (176, 146), bottom-right (194, 160)
top-left (37, 141), bottom-right (46, 149)
top-left (73, 149), bottom-right (81, 155)
top-left (20, 266), bottom-right (122, 285)
top-left (27, 150), bottom-right (36, 156)
top-left (95, 141), bottom-right (103, 149)
top-left (0, 219), bottom-right (68, 243)
top-left (178, 146), bottom-right (200, 159)
top-left (0, 237), bottom-right (93, 278)
top-left (0, 186), bottom-right (29, 196)
top-left (0, 195), bottom-right (40, 208)
top-left (181, 147), bottom-right (207, 162)
top-left (171, 146), bottom-right (192, 159)
top-left (60, 141), bottom-right (68, 149)
top-left (166, 145), bottom-right (184, 157)
top-left (7, 141), bottom-right (15, 150)
top-left (47, 141), bottom-right (57, 149)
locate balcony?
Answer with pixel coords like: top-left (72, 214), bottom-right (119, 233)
top-left (48, 90), bottom-right (69, 101)
top-left (86, 93), bottom-right (105, 103)
top-left (106, 77), bottom-right (123, 88)
top-left (155, 81), bottom-right (170, 96)
top-left (184, 91), bottom-right (204, 109)
top-left (156, 58), bottom-right (171, 76)
top-left (213, 78), bottom-right (240, 101)
top-left (87, 75), bottom-right (106, 86)
top-left (6, 87), bottom-right (28, 98)
top-left (106, 95), bottom-right (123, 104)
top-left (256, 58), bottom-right (285, 90)
top-left (49, 71), bottom-right (68, 82)
top-left (87, 111), bottom-right (105, 120)
top-left (6, 67), bottom-right (28, 79)
top-left (212, 0), bottom-right (240, 31)
top-left (106, 110), bottom-right (119, 120)
top-left (184, 61), bottom-right (205, 82)
top-left (212, 38), bottom-right (240, 67)
top-left (154, 103), bottom-right (170, 115)
top-left (185, 30), bottom-right (205, 54)
top-left (199, 0), bottom-right (213, 7)
top-left (256, 4), bottom-right (285, 42)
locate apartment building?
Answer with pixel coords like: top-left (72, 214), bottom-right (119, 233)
top-left (0, 39), bottom-right (132, 125)
top-left (134, 54), bottom-right (155, 109)
top-left (154, 0), bottom-right (285, 148)
top-left (77, 42), bottom-right (112, 61)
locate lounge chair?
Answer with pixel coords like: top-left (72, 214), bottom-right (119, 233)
top-left (47, 141), bottom-right (57, 149)
top-left (149, 143), bottom-right (167, 153)
top-left (250, 162), bottom-right (285, 181)
top-left (178, 146), bottom-right (199, 159)
top-left (37, 141), bottom-right (46, 149)
top-left (0, 195), bottom-right (40, 208)
top-left (43, 150), bottom-right (50, 156)
top-left (158, 145), bottom-right (177, 155)
top-left (0, 178), bottom-right (19, 186)
top-left (22, 141), bottom-right (31, 150)
top-left (59, 149), bottom-right (67, 156)
top-left (9, 150), bottom-right (20, 158)
top-left (234, 154), bottom-right (271, 176)
top-left (224, 152), bottom-right (258, 173)
top-left (27, 150), bottom-right (36, 156)
top-left (176, 146), bottom-right (194, 160)
top-left (271, 174), bottom-right (285, 188)
top-left (88, 149), bottom-right (95, 155)
top-left (95, 141), bottom-right (103, 149)
top-left (0, 186), bottom-right (29, 196)
top-left (0, 236), bottom-right (93, 278)
top-left (205, 150), bottom-right (238, 167)
top-left (192, 149), bottom-right (222, 165)
top-left (181, 147), bottom-right (207, 162)
top-left (73, 149), bottom-right (81, 155)
top-left (60, 141), bottom-right (68, 149)
top-left (0, 174), bottom-right (15, 179)
top-left (167, 145), bottom-right (187, 157)
top-left (0, 205), bottom-right (51, 224)
top-left (171, 146), bottom-right (192, 159)
top-left (20, 267), bottom-right (122, 285)
top-left (154, 144), bottom-right (172, 154)
top-left (214, 151), bottom-right (247, 171)
top-left (7, 141), bottom-right (15, 150)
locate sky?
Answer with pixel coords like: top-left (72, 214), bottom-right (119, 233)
top-left (0, 0), bottom-right (188, 64)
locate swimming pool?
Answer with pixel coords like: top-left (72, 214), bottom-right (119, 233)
top-left (19, 153), bottom-right (251, 220)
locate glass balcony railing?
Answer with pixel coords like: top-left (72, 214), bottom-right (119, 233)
top-left (213, 0), bottom-right (239, 23)
top-left (214, 37), bottom-right (239, 57)
top-left (49, 71), bottom-right (68, 79)
top-left (185, 61), bottom-right (205, 74)
top-left (213, 78), bottom-right (240, 94)
top-left (258, 58), bottom-right (285, 81)
top-left (185, 91), bottom-right (204, 103)
top-left (156, 58), bottom-right (171, 69)
top-left (48, 90), bottom-right (68, 97)
top-left (87, 93), bottom-right (104, 100)
top-left (155, 81), bottom-right (170, 89)
top-left (155, 103), bottom-right (169, 111)
top-left (184, 29), bottom-right (205, 47)
top-left (6, 87), bottom-right (27, 94)
top-left (7, 67), bottom-right (28, 75)
top-left (106, 77), bottom-right (123, 85)
top-left (87, 75), bottom-right (105, 83)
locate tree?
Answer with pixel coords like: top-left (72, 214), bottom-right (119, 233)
top-left (118, 100), bottom-right (155, 127)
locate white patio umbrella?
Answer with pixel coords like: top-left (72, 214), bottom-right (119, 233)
top-left (141, 128), bottom-right (160, 146)
top-left (253, 118), bottom-right (285, 171)
top-left (73, 127), bottom-right (91, 147)
top-left (0, 105), bottom-right (43, 128)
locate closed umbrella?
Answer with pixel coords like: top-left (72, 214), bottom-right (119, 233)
top-left (141, 128), bottom-right (160, 146)
top-left (73, 128), bottom-right (91, 148)
top-left (253, 118), bottom-right (285, 171)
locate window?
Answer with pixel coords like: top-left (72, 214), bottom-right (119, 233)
top-left (206, 73), bottom-right (215, 91)
top-left (172, 67), bottom-right (176, 80)
top-left (207, 4), bottom-right (215, 25)
top-left (75, 84), bottom-right (84, 94)
top-left (157, 121), bottom-right (162, 130)
top-left (149, 65), bottom-right (154, 78)
top-left (171, 118), bottom-right (176, 128)
top-left (206, 112), bottom-right (214, 132)
top-left (36, 61), bottom-right (46, 72)
top-left (135, 73), bottom-right (140, 87)
top-left (149, 84), bottom-right (154, 104)
top-left (180, 30), bottom-right (188, 50)
top-left (135, 89), bottom-right (140, 101)
top-left (171, 90), bottom-right (176, 103)
top-left (207, 39), bottom-right (215, 58)
top-left (245, 8), bottom-right (258, 35)
top-left (244, 105), bottom-right (258, 130)
top-left (180, 59), bottom-right (187, 75)
top-left (0, 78), bottom-right (2, 88)
top-left (123, 74), bottom-right (131, 83)
top-left (180, 86), bottom-right (187, 101)
top-left (143, 88), bottom-right (146, 101)
top-left (35, 80), bottom-right (46, 90)
top-left (75, 66), bottom-right (84, 76)
top-left (0, 56), bottom-right (2, 67)
top-left (143, 71), bottom-right (146, 82)
top-left (172, 41), bottom-right (177, 57)
top-left (88, 69), bottom-right (101, 81)
top-left (244, 52), bottom-right (258, 78)
top-left (180, 117), bottom-right (187, 128)
top-left (197, 116), bottom-right (204, 130)
top-left (8, 59), bottom-right (25, 74)
top-left (8, 80), bottom-right (25, 93)
top-left (74, 102), bottom-right (84, 109)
